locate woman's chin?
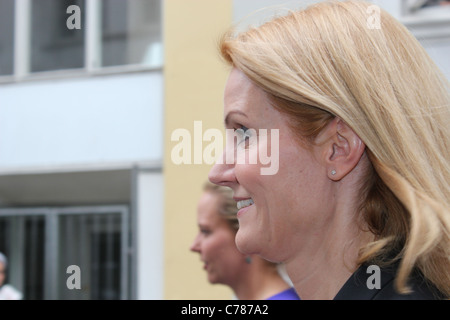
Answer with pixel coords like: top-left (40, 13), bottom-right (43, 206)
top-left (235, 230), bottom-right (261, 256)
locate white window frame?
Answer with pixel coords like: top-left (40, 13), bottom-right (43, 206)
top-left (2, 0), bottom-right (162, 84)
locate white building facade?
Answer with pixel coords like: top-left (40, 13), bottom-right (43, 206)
top-left (0, 0), bottom-right (164, 300)
top-left (0, 0), bottom-right (448, 300)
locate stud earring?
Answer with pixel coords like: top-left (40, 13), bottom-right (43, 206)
top-left (245, 256), bottom-right (252, 264)
top-left (331, 170), bottom-right (337, 176)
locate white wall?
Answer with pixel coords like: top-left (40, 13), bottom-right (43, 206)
top-left (232, 0), bottom-right (319, 32)
top-left (136, 171), bottom-right (164, 299)
top-left (0, 72), bottom-right (163, 171)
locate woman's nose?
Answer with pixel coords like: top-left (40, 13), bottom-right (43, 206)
top-left (190, 234), bottom-right (201, 253)
top-left (208, 148), bottom-right (237, 187)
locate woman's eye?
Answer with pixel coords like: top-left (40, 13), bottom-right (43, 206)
top-left (200, 229), bottom-right (211, 236)
top-left (235, 126), bottom-right (252, 146)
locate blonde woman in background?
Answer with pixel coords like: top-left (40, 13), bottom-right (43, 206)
top-left (191, 182), bottom-right (300, 300)
top-left (209, 0), bottom-right (449, 299)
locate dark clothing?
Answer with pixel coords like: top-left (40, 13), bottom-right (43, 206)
top-left (334, 263), bottom-right (445, 300)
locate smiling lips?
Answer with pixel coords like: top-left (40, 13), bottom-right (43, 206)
top-left (236, 199), bottom-right (254, 210)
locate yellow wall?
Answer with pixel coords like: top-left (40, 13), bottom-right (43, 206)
top-left (163, 0), bottom-right (233, 299)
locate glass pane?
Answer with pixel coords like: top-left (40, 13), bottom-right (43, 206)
top-left (0, 0), bottom-right (15, 75)
top-left (31, 0), bottom-right (85, 72)
top-left (58, 213), bottom-right (122, 300)
top-left (419, 0), bottom-right (450, 8)
top-left (0, 215), bottom-right (45, 300)
top-left (101, 0), bottom-right (162, 67)
top-left (24, 215), bottom-right (45, 300)
top-left (408, 0), bottom-right (450, 12)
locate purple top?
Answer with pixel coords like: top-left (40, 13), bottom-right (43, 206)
top-left (267, 287), bottom-right (300, 300)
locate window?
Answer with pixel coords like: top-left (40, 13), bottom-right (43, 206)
top-left (399, 0), bottom-right (450, 80)
top-left (101, 0), bottom-right (162, 67)
top-left (0, 0), bottom-right (15, 76)
top-left (31, 0), bottom-right (86, 72)
top-left (403, 0), bottom-right (450, 16)
top-left (406, 0), bottom-right (450, 13)
top-left (2, 0), bottom-right (162, 81)
top-left (0, 205), bottom-right (131, 300)
top-left (400, 0), bottom-right (450, 41)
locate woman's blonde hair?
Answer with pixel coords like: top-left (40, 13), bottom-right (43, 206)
top-left (219, 0), bottom-right (450, 297)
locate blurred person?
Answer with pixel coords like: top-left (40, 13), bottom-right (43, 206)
top-left (209, 0), bottom-right (449, 299)
top-left (0, 252), bottom-right (22, 300)
top-left (190, 182), bottom-right (300, 300)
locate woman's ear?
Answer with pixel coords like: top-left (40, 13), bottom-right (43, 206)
top-left (315, 118), bottom-right (366, 181)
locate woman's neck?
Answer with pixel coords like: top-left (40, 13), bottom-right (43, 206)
top-left (232, 262), bottom-right (291, 300)
top-left (285, 219), bottom-right (374, 300)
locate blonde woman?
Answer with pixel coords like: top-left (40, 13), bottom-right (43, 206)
top-left (191, 182), bottom-right (300, 300)
top-left (209, 0), bottom-right (449, 299)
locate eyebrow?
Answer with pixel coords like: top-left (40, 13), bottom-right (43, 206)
top-left (198, 223), bottom-right (211, 229)
top-left (224, 110), bottom-right (248, 127)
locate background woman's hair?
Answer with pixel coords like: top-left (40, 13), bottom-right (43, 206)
top-left (219, 0), bottom-right (450, 297)
top-left (203, 181), bottom-right (240, 232)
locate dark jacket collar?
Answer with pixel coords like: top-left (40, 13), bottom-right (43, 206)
top-left (334, 263), bottom-right (445, 300)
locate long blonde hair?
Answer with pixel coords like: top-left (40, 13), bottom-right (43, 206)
top-left (219, 0), bottom-right (450, 297)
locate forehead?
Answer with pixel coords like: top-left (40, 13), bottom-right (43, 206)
top-left (197, 192), bottom-right (223, 226)
top-left (224, 68), bottom-right (252, 97)
top-left (223, 68), bottom-right (279, 127)
top-left (224, 68), bottom-right (260, 109)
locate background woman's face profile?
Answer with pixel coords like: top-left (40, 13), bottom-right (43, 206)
top-left (191, 191), bottom-right (244, 285)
